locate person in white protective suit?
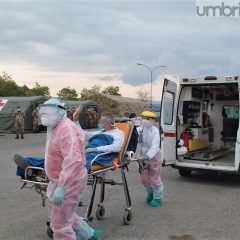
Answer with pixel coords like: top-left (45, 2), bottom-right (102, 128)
top-left (137, 111), bottom-right (164, 208)
top-left (39, 98), bottom-right (102, 240)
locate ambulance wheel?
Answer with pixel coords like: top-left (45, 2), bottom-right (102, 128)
top-left (96, 205), bottom-right (105, 220)
top-left (178, 168), bottom-right (191, 177)
top-left (123, 210), bottom-right (132, 225)
top-left (47, 225), bottom-right (53, 238)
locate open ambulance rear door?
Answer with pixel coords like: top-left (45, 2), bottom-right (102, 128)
top-left (235, 79), bottom-right (240, 172)
top-left (160, 78), bottom-right (178, 165)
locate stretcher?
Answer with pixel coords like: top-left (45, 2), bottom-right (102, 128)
top-left (19, 119), bottom-right (144, 238)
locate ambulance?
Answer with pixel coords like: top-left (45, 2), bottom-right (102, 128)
top-left (160, 76), bottom-right (240, 176)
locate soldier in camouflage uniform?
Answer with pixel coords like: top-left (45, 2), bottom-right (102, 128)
top-left (66, 107), bottom-right (71, 118)
top-left (92, 109), bottom-right (97, 128)
top-left (32, 106), bottom-right (39, 133)
top-left (86, 109), bottom-right (94, 129)
top-left (13, 106), bottom-right (25, 139)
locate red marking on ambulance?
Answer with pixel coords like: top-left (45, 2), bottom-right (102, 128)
top-left (164, 132), bottom-right (176, 137)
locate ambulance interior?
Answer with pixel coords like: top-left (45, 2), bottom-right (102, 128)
top-left (177, 83), bottom-right (239, 166)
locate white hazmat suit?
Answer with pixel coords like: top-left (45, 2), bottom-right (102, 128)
top-left (137, 111), bottom-right (164, 207)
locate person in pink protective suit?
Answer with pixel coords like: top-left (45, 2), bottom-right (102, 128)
top-left (137, 111), bottom-right (164, 208)
top-left (39, 98), bottom-right (102, 240)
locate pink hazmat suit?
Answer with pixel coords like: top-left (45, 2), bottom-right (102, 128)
top-left (40, 100), bottom-right (93, 240)
top-left (44, 112), bottom-right (88, 239)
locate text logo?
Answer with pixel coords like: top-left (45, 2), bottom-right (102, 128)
top-left (196, 0), bottom-right (240, 17)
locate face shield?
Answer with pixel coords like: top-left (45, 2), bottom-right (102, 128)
top-left (140, 111), bottom-right (157, 128)
top-left (39, 104), bottom-right (65, 128)
top-left (141, 117), bottom-right (155, 128)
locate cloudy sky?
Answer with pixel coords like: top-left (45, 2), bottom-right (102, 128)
top-left (0, 0), bottom-right (239, 100)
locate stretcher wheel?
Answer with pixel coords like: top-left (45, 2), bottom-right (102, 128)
top-left (123, 210), bottom-right (132, 225)
top-left (96, 205), bottom-right (105, 220)
top-left (47, 225), bottom-right (53, 238)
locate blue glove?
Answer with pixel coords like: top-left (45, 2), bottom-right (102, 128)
top-left (143, 155), bottom-right (150, 161)
top-left (53, 187), bottom-right (65, 205)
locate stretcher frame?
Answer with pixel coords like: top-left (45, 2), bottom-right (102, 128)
top-left (19, 118), bottom-right (138, 231)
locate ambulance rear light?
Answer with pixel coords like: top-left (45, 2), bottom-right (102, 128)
top-left (190, 78), bottom-right (196, 82)
top-left (234, 76), bottom-right (239, 81)
top-left (182, 78), bottom-right (189, 82)
top-left (204, 76), bottom-right (217, 80)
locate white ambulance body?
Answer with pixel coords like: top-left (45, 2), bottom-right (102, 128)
top-left (160, 76), bottom-right (240, 176)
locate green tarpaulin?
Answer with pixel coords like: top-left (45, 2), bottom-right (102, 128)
top-left (0, 96), bottom-right (48, 132)
top-left (0, 97), bottom-right (100, 132)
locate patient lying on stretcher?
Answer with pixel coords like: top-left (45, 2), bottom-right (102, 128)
top-left (15, 112), bottom-right (125, 178)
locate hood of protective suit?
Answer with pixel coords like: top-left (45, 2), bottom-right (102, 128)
top-left (39, 98), bottom-right (66, 128)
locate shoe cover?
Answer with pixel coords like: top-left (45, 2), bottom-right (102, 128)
top-left (145, 187), bottom-right (153, 203)
top-left (152, 185), bottom-right (164, 200)
top-left (76, 218), bottom-right (94, 240)
top-left (150, 198), bottom-right (162, 207)
top-left (89, 229), bottom-right (103, 240)
top-left (151, 185), bottom-right (164, 207)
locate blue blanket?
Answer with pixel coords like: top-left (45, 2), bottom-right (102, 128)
top-left (16, 134), bottom-right (118, 177)
top-left (16, 156), bottom-right (44, 177)
top-left (85, 133), bottom-right (118, 169)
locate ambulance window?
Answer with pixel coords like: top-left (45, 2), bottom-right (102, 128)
top-left (222, 106), bottom-right (239, 119)
top-left (163, 91), bottom-right (174, 125)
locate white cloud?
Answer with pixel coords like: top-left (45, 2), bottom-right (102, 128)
top-left (0, 0), bottom-right (239, 99)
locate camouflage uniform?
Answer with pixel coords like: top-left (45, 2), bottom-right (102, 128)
top-left (67, 108), bottom-right (71, 118)
top-left (14, 108), bottom-right (25, 139)
top-left (32, 108), bottom-right (39, 133)
top-left (92, 110), bottom-right (97, 128)
top-left (86, 110), bottom-right (94, 129)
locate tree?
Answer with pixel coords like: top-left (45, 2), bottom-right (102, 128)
top-left (80, 85), bottom-right (102, 99)
top-left (26, 82), bottom-right (50, 96)
top-left (102, 85), bottom-right (121, 96)
top-left (136, 89), bottom-right (150, 102)
top-left (0, 72), bottom-right (50, 97)
top-left (20, 85), bottom-right (30, 96)
top-left (0, 72), bottom-right (26, 96)
top-left (57, 87), bottom-right (79, 100)
top-left (80, 85), bottom-right (122, 99)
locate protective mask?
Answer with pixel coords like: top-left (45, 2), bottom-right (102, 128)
top-left (98, 123), bottom-right (104, 133)
top-left (142, 119), bottom-right (154, 128)
top-left (39, 106), bottom-right (62, 128)
top-left (40, 114), bottom-right (60, 128)
top-left (17, 109), bottom-right (20, 112)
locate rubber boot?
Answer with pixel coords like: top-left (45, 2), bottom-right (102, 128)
top-left (15, 135), bottom-right (19, 139)
top-left (145, 187), bottom-right (153, 203)
top-left (150, 198), bottom-right (162, 207)
top-left (89, 229), bottom-right (103, 240)
top-left (21, 135), bottom-right (24, 139)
